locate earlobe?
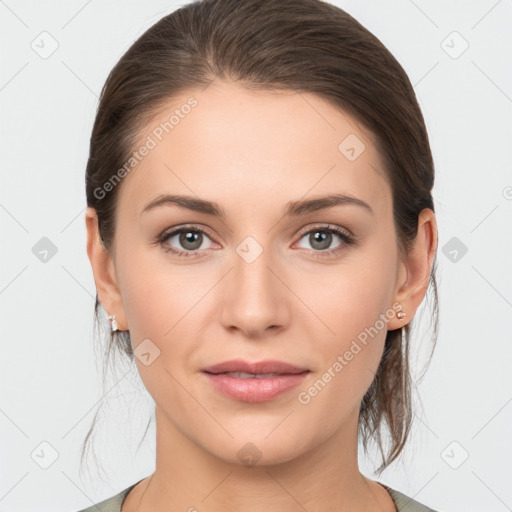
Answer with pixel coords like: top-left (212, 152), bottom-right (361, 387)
top-left (85, 207), bottom-right (128, 331)
top-left (389, 208), bottom-right (438, 330)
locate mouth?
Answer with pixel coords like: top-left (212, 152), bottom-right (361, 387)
top-left (206, 371), bottom-right (298, 379)
top-left (201, 359), bottom-right (310, 403)
top-left (202, 358), bottom-right (309, 375)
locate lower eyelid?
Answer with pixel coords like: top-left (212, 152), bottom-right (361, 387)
top-left (296, 229), bottom-right (351, 250)
top-left (161, 228), bottom-right (215, 251)
top-left (159, 225), bottom-right (353, 256)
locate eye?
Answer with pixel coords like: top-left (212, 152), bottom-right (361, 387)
top-left (295, 225), bottom-right (355, 258)
top-left (158, 225), bottom-right (215, 258)
top-left (157, 223), bottom-right (356, 259)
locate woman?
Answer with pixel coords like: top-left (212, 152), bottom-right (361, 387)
top-left (79, 0), bottom-right (439, 510)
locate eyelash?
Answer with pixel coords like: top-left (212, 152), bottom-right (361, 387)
top-left (156, 224), bottom-right (356, 260)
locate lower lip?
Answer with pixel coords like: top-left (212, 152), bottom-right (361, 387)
top-left (202, 371), bottom-right (310, 403)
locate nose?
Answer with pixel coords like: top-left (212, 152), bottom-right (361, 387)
top-left (219, 241), bottom-right (290, 338)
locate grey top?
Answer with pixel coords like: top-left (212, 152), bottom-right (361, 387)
top-left (76, 479), bottom-right (438, 511)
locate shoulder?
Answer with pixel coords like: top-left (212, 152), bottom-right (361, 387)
top-left (384, 484), bottom-right (439, 512)
top-left (75, 481), bottom-right (139, 512)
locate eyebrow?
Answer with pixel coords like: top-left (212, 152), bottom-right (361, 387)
top-left (141, 193), bottom-right (374, 218)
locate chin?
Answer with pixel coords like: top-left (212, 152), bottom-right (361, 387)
top-left (201, 431), bottom-right (311, 469)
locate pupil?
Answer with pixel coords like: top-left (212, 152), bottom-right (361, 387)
top-left (181, 231), bottom-right (201, 249)
top-left (312, 231), bottom-right (331, 250)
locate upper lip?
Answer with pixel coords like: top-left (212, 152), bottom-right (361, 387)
top-left (202, 359), bottom-right (309, 375)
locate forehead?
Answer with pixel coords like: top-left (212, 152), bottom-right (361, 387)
top-left (118, 80), bottom-right (391, 218)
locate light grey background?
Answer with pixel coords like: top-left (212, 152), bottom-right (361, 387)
top-left (1, 1), bottom-right (511, 511)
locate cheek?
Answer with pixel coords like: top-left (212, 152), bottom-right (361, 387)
top-left (115, 243), bottom-right (210, 396)
top-left (299, 249), bottom-right (397, 401)
top-left (115, 242), bottom-right (203, 340)
top-left (296, 281), bottom-right (390, 433)
top-left (116, 257), bottom-right (198, 407)
top-left (305, 257), bottom-right (396, 347)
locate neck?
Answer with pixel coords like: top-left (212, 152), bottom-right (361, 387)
top-left (125, 405), bottom-right (395, 512)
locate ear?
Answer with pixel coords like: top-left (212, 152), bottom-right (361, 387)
top-left (387, 208), bottom-right (438, 330)
top-left (85, 207), bottom-right (128, 331)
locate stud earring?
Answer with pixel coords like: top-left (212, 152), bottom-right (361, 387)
top-left (107, 314), bottom-right (118, 332)
top-left (397, 311), bottom-right (406, 319)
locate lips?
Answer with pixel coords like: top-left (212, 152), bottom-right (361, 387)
top-left (202, 359), bottom-right (309, 376)
top-left (201, 359), bottom-right (310, 402)
top-left (219, 371), bottom-right (282, 379)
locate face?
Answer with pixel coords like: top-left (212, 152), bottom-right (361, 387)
top-left (94, 79), bottom-right (408, 466)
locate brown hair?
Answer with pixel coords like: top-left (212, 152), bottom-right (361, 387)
top-left (83, 0), bottom-right (439, 478)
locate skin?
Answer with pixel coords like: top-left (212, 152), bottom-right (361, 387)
top-left (86, 79), bottom-right (438, 512)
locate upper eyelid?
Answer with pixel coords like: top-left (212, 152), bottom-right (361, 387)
top-left (164, 224), bottom-right (217, 242)
top-left (161, 223), bottom-right (351, 247)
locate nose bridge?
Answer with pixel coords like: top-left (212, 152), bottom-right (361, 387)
top-left (220, 233), bottom-right (287, 333)
top-left (232, 233), bottom-right (278, 300)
